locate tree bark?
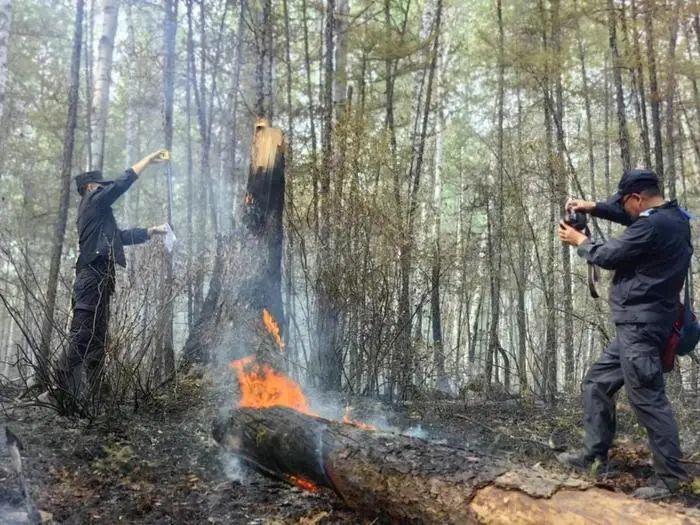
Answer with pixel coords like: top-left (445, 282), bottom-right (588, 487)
top-left (157, 0), bottom-right (177, 379)
top-left (182, 121), bottom-right (286, 366)
top-left (664, 0), bottom-right (680, 199)
top-left (213, 407), bottom-right (697, 525)
top-left (550, 0), bottom-right (574, 392)
top-left (38, 0), bottom-right (84, 385)
top-left (396, 0), bottom-right (442, 399)
top-left (485, 0), bottom-right (505, 390)
top-left (0, 0), bottom-right (12, 127)
top-left (316, 0), bottom-right (340, 392)
top-left (607, 0), bottom-right (632, 171)
top-left (626, 0), bottom-right (652, 168)
top-left (574, 0), bottom-right (596, 199)
top-left (644, 0), bottom-right (664, 184)
top-left (90, 0), bottom-right (119, 172)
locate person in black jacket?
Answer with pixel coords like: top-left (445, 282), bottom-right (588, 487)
top-left (557, 169), bottom-right (692, 498)
top-left (53, 149), bottom-right (170, 414)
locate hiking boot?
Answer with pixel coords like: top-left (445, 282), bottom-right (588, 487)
top-left (556, 449), bottom-right (608, 474)
top-left (633, 477), bottom-right (682, 499)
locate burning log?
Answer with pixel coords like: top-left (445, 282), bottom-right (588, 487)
top-left (213, 407), bottom-right (698, 524)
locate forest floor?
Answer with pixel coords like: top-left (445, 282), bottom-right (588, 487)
top-left (2, 376), bottom-right (700, 524)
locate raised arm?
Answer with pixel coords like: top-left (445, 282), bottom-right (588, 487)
top-left (92, 149), bottom-right (170, 208)
top-left (91, 169), bottom-right (139, 208)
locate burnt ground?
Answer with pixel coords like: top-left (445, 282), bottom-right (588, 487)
top-left (1, 377), bottom-right (700, 524)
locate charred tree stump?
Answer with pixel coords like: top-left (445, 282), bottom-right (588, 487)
top-left (182, 120), bottom-right (286, 367)
top-left (241, 118), bottom-right (286, 327)
top-left (213, 407), bottom-right (699, 524)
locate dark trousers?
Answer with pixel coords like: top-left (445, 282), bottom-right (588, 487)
top-left (56, 260), bottom-right (114, 398)
top-left (582, 322), bottom-right (687, 482)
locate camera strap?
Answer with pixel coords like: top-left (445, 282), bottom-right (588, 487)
top-left (587, 262), bottom-right (599, 298)
top-left (584, 225), bottom-right (600, 299)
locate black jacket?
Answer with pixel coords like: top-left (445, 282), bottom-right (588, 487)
top-left (577, 200), bottom-right (692, 325)
top-left (75, 168), bottom-right (149, 269)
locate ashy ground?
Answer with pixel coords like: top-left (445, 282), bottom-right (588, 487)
top-left (1, 376), bottom-right (700, 524)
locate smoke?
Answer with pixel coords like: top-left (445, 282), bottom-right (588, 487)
top-left (304, 390), bottom-right (431, 440)
top-left (220, 451), bottom-right (245, 483)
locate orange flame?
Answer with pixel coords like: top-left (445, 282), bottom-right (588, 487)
top-left (288, 475), bottom-right (318, 492)
top-left (262, 308), bottom-right (285, 352)
top-left (342, 406), bottom-right (376, 431)
top-left (230, 355), bottom-right (314, 415)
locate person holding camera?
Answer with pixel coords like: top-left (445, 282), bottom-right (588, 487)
top-left (557, 168), bottom-right (692, 499)
top-left (51, 150), bottom-right (171, 415)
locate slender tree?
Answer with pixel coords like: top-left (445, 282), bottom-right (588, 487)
top-left (607, 0), bottom-right (632, 171)
top-left (90, 0), bottom-right (119, 171)
top-left (38, 0), bottom-right (85, 384)
top-left (644, 0), bottom-right (664, 184)
top-left (0, 0), bottom-right (12, 127)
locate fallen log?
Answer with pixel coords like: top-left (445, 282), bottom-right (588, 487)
top-left (213, 407), bottom-right (699, 524)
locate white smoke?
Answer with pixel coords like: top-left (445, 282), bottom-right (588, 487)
top-left (220, 451), bottom-right (245, 483)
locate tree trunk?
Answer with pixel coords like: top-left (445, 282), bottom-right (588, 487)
top-left (664, 0), bottom-right (680, 199)
top-left (0, 0), bottom-right (12, 127)
top-left (551, 0), bottom-right (574, 392)
top-left (396, 0), bottom-right (442, 400)
top-left (644, 0), bottom-right (664, 184)
top-left (574, 0), bottom-right (596, 199)
top-left (90, 0), bottom-right (119, 172)
top-left (38, 0), bottom-right (84, 385)
top-left (485, 0), bottom-right (505, 389)
top-left (607, 0), bottom-right (632, 171)
top-left (316, 0), bottom-right (341, 392)
top-left (539, 0), bottom-right (557, 402)
top-left (301, 0), bottom-right (318, 230)
top-left (213, 407), bottom-right (696, 525)
top-left (182, 121), bottom-right (286, 366)
top-left (626, 0), bottom-right (652, 168)
top-left (157, 0), bottom-right (177, 379)
top-left (242, 119), bottom-right (286, 326)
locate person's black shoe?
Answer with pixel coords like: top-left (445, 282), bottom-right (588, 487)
top-left (556, 449), bottom-right (608, 474)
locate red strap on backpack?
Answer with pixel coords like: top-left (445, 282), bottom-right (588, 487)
top-left (661, 307), bottom-right (683, 373)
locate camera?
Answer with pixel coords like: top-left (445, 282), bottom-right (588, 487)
top-left (564, 210), bottom-right (588, 231)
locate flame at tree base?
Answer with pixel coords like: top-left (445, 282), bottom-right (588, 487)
top-left (230, 355), bottom-right (314, 415)
top-left (228, 310), bottom-right (374, 494)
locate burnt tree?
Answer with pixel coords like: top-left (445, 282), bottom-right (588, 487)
top-left (182, 120), bottom-right (286, 366)
top-left (214, 407), bottom-right (697, 525)
top-left (241, 118), bottom-right (286, 326)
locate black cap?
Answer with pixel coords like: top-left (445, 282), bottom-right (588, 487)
top-left (74, 170), bottom-right (113, 195)
top-left (606, 168), bottom-right (660, 204)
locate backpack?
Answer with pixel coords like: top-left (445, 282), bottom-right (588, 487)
top-left (661, 269), bottom-right (700, 372)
